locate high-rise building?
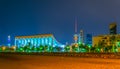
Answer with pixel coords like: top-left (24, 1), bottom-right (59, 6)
top-left (86, 34), bottom-right (92, 46)
top-left (80, 30), bottom-right (84, 44)
top-left (8, 35), bottom-right (11, 47)
top-left (109, 22), bottom-right (117, 35)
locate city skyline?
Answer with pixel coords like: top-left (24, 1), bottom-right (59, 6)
top-left (0, 0), bottom-right (120, 45)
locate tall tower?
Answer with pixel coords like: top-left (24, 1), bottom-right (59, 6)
top-left (74, 17), bottom-right (78, 43)
top-left (109, 22), bottom-right (117, 35)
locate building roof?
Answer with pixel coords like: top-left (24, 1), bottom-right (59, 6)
top-left (94, 34), bottom-right (120, 37)
top-left (15, 34), bottom-right (53, 38)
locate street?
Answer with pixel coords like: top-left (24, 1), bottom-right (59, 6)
top-left (0, 55), bottom-right (120, 69)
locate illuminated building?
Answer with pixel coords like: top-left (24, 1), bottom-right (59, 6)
top-left (92, 22), bottom-right (120, 52)
top-left (73, 17), bottom-right (84, 45)
top-left (79, 30), bottom-right (84, 44)
top-left (109, 22), bottom-right (117, 35)
top-left (8, 35), bottom-right (11, 47)
top-left (93, 34), bottom-right (120, 52)
top-left (15, 34), bottom-right (64, 48)
top-left (86, 34), bottom-right (92, 46)
top-left (74, 34), bottom-right (78, 43)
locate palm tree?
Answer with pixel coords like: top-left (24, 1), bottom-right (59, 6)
top-left (0, 46), bottom-right (2, 52)
top-left (31, 46), bottom-right (37, 52)
top-left (54, 46), bottom-right (62, 52)
top-left (110, 35), bottom-right (116, 52)
top-left (104, 46), bottom-right (110, 53)
top-left (18, 46), bottom-right (24, 52)
top-left (44, 45), bottom-right (49, 52)
top-left (64, 45), bottom-right (70, 52)
top-left (49, 46), bottom-right (53, 52)
top-left (98, 40), bottom-right (106, 52)
top-left (23, 45), bottom-right (28, 52)
top-left (38, 45), bottom-right (44, 52)
top-left (84, 45), bottom-right (91, 53)
top-left (91, 46), bottom-right (96, 53)
top-left (78, 44), bottom-right (83, 52)
top-left (72, 45), bottom-right (76, 52)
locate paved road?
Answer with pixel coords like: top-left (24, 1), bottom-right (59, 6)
top-left (0, 55), bottom-right (120, 69)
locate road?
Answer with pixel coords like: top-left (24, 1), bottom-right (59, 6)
top-left (0, 55), bottom-right (120, 69)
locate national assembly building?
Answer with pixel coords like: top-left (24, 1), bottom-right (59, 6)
top-left (15, 34), bottom-right (64, 48)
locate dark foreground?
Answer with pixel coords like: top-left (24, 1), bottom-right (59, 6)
top-left (0, 54), bottom-right (120, 69)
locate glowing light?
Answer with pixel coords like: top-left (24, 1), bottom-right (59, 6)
top-left (2, 46), bottom-right (6, 51)
top-left (61, 45), bottom-right (65, 48)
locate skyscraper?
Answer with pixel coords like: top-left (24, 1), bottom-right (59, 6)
top-left (86, 34), bottom-right (92, 46)
top-left (109, 22), bottom-right (117, 35)
top-left (8, 35), bottom-right (11, 47)
top-left (80, 30), bottom-right (84, 44)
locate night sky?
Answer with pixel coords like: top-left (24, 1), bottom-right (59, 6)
top-left (0, 0), bottom-right (120, 45)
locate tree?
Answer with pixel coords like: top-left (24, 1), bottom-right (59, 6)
top-left (104, 46), bottom-right (110, 53)
top-left (44, 45), bottom-right (49, 52)
top-left (97, 40), bottom-right (106, 52)
top-left (18, 47), bottom-right (24, 52)
top-left (91, 46), bottom-right (96, 53)
top-left (38, 45), bottom-right (44, 52)
top-left (72, 45), bottom-right (76, 52)
top-left (64, 45), bottom-right (70, 52)
top-left (23, 45), bottom-right (29, 52)
top-left (84, 45), bottom-right (91, 53)
top-left (49, 46), bottom-right (53, 52)
top-left (31, 46), bottom-right (37, 52)
top-left (0, 46), bottom-right (2, 52)
top-left (55, 46), bottom-right (62, 52)
top-left (110, 35), bottom-right (116, 52)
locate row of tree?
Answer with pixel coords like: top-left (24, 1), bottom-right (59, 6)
top-left (0, 43), bottom-right (118, 53)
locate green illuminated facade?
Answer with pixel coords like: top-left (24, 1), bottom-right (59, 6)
top-left (15, 34), bottom-right (64, 48)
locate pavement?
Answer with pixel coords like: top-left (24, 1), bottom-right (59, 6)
top-left (0, 54), bottom-right (120, 69)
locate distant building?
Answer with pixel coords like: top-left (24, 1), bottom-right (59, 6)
top-left (92, 34), bottom-right (120, 52)
top-left (80, 30), bottom-right (84, 44)
top-left (109, 22), bottom-right (117, 35)
top-left (92, 22), bottom-right (120, 52)
top-left (93, 35), bottom-right (120, 46)
top-left (15, 34), bottom-right (64, 48)
top-left (86, 34), bottom-right (92, 46)
top-left (73, 29), bottom-right (84, 45)
top-left (8, 35), bottom-right (11, 47)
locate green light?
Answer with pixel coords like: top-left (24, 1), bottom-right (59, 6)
top-left (20, 48), bottom-right (23, 51)
top-left (115, 48), bottom-right (118, 52)
top-left (34, 48), bottom-right (37, 51)
top-left (78, 42), bottom-right (82, 44)
top-left (26, 50), bottom-right (31, 53)
top-left (117, 42), bottom-right (120, 47)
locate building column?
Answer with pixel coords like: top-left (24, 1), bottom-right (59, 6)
top-left (15, 38), bottom-right (17, 46)
top-left (38, 38), bottom-right (40, 46)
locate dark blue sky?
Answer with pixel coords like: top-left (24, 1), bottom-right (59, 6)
top-left (0, 0), bottom-right (120, 45)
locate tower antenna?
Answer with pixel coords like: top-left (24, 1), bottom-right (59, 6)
top-left (75, 16), bottom-right (77, 33)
